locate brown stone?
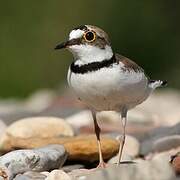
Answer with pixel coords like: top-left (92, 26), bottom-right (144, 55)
top-left (0, 167), bottom-right (8, 180)
top-left (170, 152), bottom-right (180, 175)
top-left (0, 135), bottom-right (119, 162)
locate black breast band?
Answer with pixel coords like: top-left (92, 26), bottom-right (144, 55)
top-left (70, 54), bottom-right (116, 74)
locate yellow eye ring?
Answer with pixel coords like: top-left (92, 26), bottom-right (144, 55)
top-left (83, 31), bottom-right (96, 42)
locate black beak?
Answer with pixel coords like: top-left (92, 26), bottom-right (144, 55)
top-left (54, 38), bottom-right (81, 50)
top-left (54, 41), bottom-right (67, 50)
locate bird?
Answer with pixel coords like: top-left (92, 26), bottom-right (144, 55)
top-left (55, 25), bottom-right (167, 168)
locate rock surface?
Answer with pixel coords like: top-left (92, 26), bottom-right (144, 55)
top-left (0, 89), bottom-right (179, 179)
top-left (151, 151), bottom-right (171, 163)
top-left (170, 152), bottom-right (180, 175)
top-left (63, 135), bottom-right (119, 162)
top-left (45, 170), bottom-right (71, 180)
top-left (137, 90), bottom-right (180, 126)
top-left (139, 123), bottom-right (180, 155)
top-left (24, 89), bottom-right (56, 113)
top-left (66, 109), bottom-right (154, 129)
top-left (14, 171), bottom-right (47, 180)
top-left (117, 135), bottom-right (140, 157)
top-left (66, 111), bottom-right (92, 129)
top-left (68, 169), bottom-right (95, 180)
top-left (107, 133), bottom-right (140, 157)
top-left (85, 159), bottom-right (176, 180)
top-left (108, 154), bottom-right (133, 164)
top-left (0, 145), bottom-right (67, 179)
top-left (153, 135), bottom-right (180, 152)
top-left (0, 117), bottom-right (74, 139)
top-left (0, 135), bottom-right (119, 162)
top-left (61, 164), bottom-right (85, 173)
top-left (0, 167), bottom-right (8, 180)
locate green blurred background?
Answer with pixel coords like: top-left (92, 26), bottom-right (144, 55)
top-left (0, 0), bottom-right (179, 98)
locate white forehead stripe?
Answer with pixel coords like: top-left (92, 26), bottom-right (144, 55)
top-left (69, 29), bottom-right (84, 40)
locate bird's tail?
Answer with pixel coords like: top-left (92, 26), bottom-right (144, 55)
top-left (148, 80), bottom-right (167, 89)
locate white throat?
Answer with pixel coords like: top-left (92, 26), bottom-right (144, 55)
top-left (69, 45), bottom-right (113, 64)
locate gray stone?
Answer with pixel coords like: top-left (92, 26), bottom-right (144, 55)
top-left (85, 159), bottom-right (176, 180)
top-left (68, 169), bottom-right (94, 180)
top-left (14, 171), bottom-right (47, 180)
top-left (108, 154), bottom-right (133, 164)
top-left (139, 123), bottom-right (180, 156)
top-left (107, 133), bottom-right (140, 157)
top-left (45, 170), bottom-right (72, 180)
top-left (151, 151), bottom-right (171, 163)
top-left (0, 145), bottom-right (67, 179)
top-left (61, 164), bottom-right (85, 173)
top-left (153, 135), bottom-right (180, 152)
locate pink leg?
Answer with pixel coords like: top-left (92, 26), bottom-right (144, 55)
top-left (91, 111), bottom-right (106, 168)
top-left (117, 108), bottom-right (127, 165)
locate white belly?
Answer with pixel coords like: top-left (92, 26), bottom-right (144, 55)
top-left (68, 64), bottom-right (150, 111)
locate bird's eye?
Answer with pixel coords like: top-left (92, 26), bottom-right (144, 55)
top-left (84, 31), bottom-right (96, 42)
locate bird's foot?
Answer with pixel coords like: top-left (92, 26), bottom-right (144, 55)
top-left (96, 161), bottom-right (107, 168)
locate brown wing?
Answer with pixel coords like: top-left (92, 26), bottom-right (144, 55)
top-left (115, 53), bottom-right (144, 73)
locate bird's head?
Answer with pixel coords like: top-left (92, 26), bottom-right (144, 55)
top-left (55, 25), bottom-right (113, 63)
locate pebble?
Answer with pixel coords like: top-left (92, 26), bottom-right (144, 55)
top-left (1, 116), bottom-right (74, 139)
top-left (0, 135), bottom-right (119, 163)
top-left (68, 169), bottom-right (96, 180)
top-left (85, 159), bottom-right (176, 180)
top-left (149, 146), bottom-right (180, 163)
top-left (0, 117), bottom-right (74, 152)
top-left (0, 167), bottom-right (8, 180)
top-left (66, 110), bottom-right (153, 130)
top-left (45, 170), bottom-right (71, 180)
top-left (140, 123), bottom-right (180, 156)
top-left (119, 135), bottom-right (140, 157)
top-left (108, 134), bottom-right (140, 157)
top-left (66, 110), bottom-right (92, 129)
top-left (61, 164), bottom-right (85, 173)
top-left (41, 171), bottom-right (50, 176)
top-left (136, 90), bottom-right (180, 126)
top-left (14, 171), bottom-right (47, 180)
top-left (24, 89), bottom-right (56, 113)
top-left (108, 154), bottom-right (133, 164)
top-left (153, 135), bottom-right (180, 152)
top-left (0, 145), bottom-right (67, 179)
top-left (80, 122), bottom-right (155, 137)
top-left (64, 135), bottom-right (119, 162)
top-left (66, 111), bottom-right (124, 130)
top-left (151, 152), bottom-right (171, 163)
top-left (170, 152), bottom-right (180, 175)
